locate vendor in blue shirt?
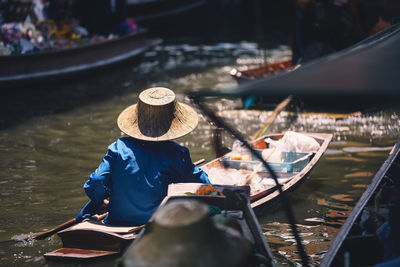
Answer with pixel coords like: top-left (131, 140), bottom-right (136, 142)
top-left (76, 87), bottom-right (211, 226)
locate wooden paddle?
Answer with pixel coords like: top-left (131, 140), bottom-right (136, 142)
top-left (250, 95), bottom-right (293, 141)
top-left (21, 212), bottom-right (108, 241)
top-left (25, 218), bottom-right (78, 241)
top-left (243, 95), bottom-right (293, 185)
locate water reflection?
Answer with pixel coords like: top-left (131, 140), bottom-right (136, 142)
top-left (0, 41), bottom-right (399, 266)
top-left (220, 107), bottom-right (399, 266)
top-left (254, 143), bottom-right (393, 266)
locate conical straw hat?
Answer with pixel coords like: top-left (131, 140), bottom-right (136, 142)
top-left (117, 87), bottom-right (199, 141)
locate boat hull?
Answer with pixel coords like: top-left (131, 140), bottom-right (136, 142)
top-left (44, 221), bottom-right (140, 261)
top-left (0, 32), bottom-right (162, 88)
top-left (320, 138), bottom-right (400, 266)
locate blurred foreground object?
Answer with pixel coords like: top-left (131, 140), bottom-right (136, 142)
top-left (122, 199), bottom-right (252, 267)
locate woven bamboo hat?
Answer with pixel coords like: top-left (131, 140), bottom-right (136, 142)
top-left (117, 87), bottom-right (199, 141)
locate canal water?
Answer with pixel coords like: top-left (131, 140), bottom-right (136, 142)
top-left (0, 41), bottom-right (399, 267)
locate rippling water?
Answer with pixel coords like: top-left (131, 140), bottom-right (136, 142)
top-left (0, 41), bottom-right (399, 266)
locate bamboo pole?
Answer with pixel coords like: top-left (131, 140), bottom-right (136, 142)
top-left (250, 95), bottom-right (293, 141)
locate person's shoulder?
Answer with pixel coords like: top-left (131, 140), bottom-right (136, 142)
top-left (116, 137), bottom-right (132, 144)
top-left (108, 137), bottom-right (134, 151)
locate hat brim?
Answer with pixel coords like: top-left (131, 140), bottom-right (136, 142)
top-left (117, 102), bottom-right (199, 141)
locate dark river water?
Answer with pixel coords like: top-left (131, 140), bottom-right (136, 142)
top-left (0, 41), bottom-right (399, 267)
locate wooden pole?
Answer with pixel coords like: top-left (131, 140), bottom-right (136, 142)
top-left (250, 95), bottom-right (293, 141)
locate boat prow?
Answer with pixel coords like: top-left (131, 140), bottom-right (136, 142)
top-left (44, 220), bottom-right (142, 261)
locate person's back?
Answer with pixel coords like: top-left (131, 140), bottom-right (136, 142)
top-left (76, 87), bottom-right (210, 225)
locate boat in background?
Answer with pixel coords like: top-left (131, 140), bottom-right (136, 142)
top-left (127, 0), bottom-right (206, 22)
top-left (230, 59), bottom-right (296, 84)
top-left (230, 59), bottom-right (297, 108)
top-left (218, 23), bottom-right (400, 112)
top-left (320, 138), bottom-right (400, 266)
top-left (126, 0), bottom-right (207, 35)
top-left (0, 30), bottom-right (162, 88)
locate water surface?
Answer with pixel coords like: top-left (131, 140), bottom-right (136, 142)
top-left (0, 41), bottom-right (399, 266)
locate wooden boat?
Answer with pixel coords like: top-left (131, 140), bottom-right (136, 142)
top-left (39, 210), bottom-right (155, 262)
top-left (0, 31), bottom-right (162, 88)
top-left (209, 23), bottom-right (400, 112)
top-left (126, 184), bottom-right (275, 266)
top-left (125, 0), bottom-right (207, 36)
top-left (126, 0), bottom-right (207, 24)
top-left (230, 59), bottom-right (295, 84)
top-left (44, 185), bottom-right (275, 264)
top-left (44, 219), bottom-right (144, 261)
top-left (320, 138), bottom-right (400, 267)
top-left (172, 132), bottom-right (332, 211)
top-left (230, 60), bottom-right (297, 108)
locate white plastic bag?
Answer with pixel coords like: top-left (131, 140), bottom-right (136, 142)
top-left (261, 148), bottom-right (282, 162)
top-left (265, 131), bottom-right (320, 153)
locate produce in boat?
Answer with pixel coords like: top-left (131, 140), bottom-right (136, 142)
top-left (169, 132), bottom-right (332, 209)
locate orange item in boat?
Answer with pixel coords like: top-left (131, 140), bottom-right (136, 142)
top-left (195, 185), bottom-right (224, 196)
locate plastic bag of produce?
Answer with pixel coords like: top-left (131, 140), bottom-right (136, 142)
top-left (266, 131), bottom-right (320, 153)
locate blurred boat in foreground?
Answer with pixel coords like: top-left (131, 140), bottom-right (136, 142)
top-left (122, 185), bottom-right (275, 266)
top-left (321, 138), bottom-right (400, 266)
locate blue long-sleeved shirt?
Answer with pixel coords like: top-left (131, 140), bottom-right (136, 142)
top-left (81, 137), bottom-right (210, 225)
